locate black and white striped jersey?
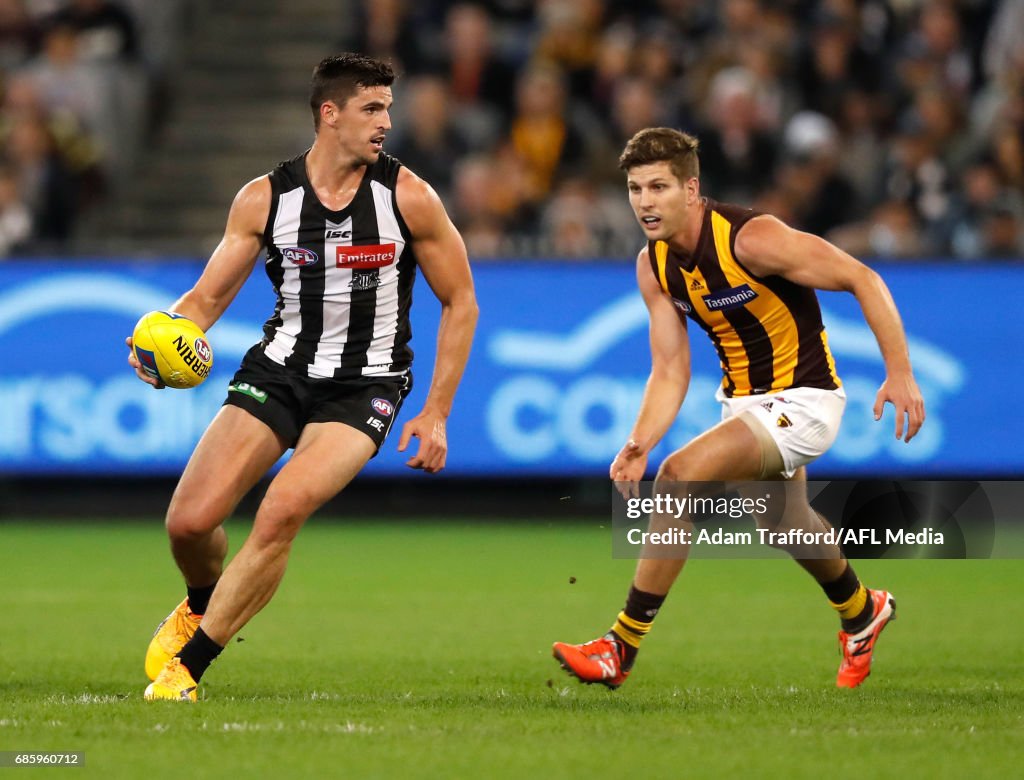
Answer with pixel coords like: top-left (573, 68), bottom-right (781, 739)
top-left (259, 150), bottom-right (416, 379)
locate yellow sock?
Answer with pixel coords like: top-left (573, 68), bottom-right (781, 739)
top-left (611, 611), bottom-right (653, 649)
top-left (830, 583), bottom-right (868, 621)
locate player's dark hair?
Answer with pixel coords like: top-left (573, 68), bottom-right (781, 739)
top-left (619, 127), bottom-right (700, 182)
top-left (310, 53), bottom-right (395, 130)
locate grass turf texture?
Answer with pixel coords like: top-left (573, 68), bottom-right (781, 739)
top-left (1, 519), bottom-right (1021, 779)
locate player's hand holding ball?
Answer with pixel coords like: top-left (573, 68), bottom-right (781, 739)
top-left (127, 311), bottom-right (213, 389)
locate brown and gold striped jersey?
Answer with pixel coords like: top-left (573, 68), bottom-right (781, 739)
top-left (647, 198), bottom-right (841, 397)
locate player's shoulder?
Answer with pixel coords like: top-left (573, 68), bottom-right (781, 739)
top-left (732, 212), bottom-right (788, 259)
top-left (268, 151), bottom-right (307, 185)
top-left (227, 175), bottom-right (272, 232)
top-left (635, 243), bottom-right (666, 294)
top-left (371, 150), bottom-right (405, 184)
top-left (394, 164), bottom-right (447, 234)
top-left (234, 174), bottom-right (272, 208)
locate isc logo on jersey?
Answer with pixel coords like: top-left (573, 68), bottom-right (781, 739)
top-left (132, 310), bottom-right (214, 389)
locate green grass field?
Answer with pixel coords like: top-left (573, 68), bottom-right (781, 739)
top-left (1, 519), bottom-right (1021, 779)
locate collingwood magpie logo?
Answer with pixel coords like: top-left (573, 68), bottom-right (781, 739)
top-left (349, 272), bottom-right (380, 291)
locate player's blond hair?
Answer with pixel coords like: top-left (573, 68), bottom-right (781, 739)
top-left (619, 128), bottom-right (700, 183)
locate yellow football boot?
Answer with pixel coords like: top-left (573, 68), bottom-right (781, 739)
top-left (144, 658), bottom-right (198, 702)
top-left (145, 599), bottom-right (201, 681)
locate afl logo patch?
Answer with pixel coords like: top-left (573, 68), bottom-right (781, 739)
top-left (194, 337), bottom-right (212, 362)
top-left (283, 247), bottom-right (319, 266)
top-left (371, 398), bottom-right (394, 417)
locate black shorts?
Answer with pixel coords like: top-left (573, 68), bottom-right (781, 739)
top-left (222, 345), bottom-right (413, 450)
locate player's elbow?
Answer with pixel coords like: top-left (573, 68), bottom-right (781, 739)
top-left (847, 263), bottom-right (884, 297)
top-left (445, 287), bottom-right (479, 323)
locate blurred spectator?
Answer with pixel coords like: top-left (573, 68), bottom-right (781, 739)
top-left (0, 0), bottom-right (40, 69)
top-left (587, 20), bottom-right (634, 114)
top-left (633, 27), bottom-right (682, 94)
top-left (346, 0), bottom-right (426, 76)
top-left (538, 176), bottom-right (605, 258)
top-left (797, 7), bottom-right (882, 122)
top-left (751, 187), bottom-right (800, 227)
top-left (829, 200), bottom-right (926, 259)
top-left (773, 111), bottom-right (859, 236)
top-left (387, 74), bottom-right (469, 201)
top-left (5, 110), bottom-right (79, 244)
top-left (684, 0), bottom-right (766, 105)
top-left (608, 76), bottom-right (664, 145)
top-left (532, 0), bottom-right (605, 102)
top-left (877, 113), bottom-right (953, 250)
top-left (429, 2), bottom-right (517, 150)
top-left (834, 89), bottom-right (887, 211)
top-left (506, 62), bottom-right (587, 204)
top-left (17, 20), bottom-right (117, 168)
top-left (983, 0), bottom-right (1024, 83)
top-left (895, 1), bottom-right (974, 102)
top-left (947, 157), bottom-right (1024, 258)
top-left (3, 71), bottom-right (101, 171)
top-left (451, 150), bottom-right (533, 257)
top-left (979, 199), bottom-right (1024, 257)
top-left (991, 120), bottom-right (1024, 192)
top-left (695, 66), bottom-right (778, 203)
top-left (538, 175), bottom-right (637, 258)
top-left (912, 86), bottom-right (972, 170)
top-left (0, 162), bottom-right (31, 255)
top-left (735, 36), bottom-right (793, 134)
top-left (49, 0), bottom-right (145, 180)
top-left (51, 0), bottom-right (138, 63)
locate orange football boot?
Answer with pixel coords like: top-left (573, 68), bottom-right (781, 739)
top-left (837, 589), bottom-right (896, 688)
top-left (552, 634), bottom-right (630, 689)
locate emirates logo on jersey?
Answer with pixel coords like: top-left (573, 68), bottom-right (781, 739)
top-left (337, 243), bottom-right (396, 269)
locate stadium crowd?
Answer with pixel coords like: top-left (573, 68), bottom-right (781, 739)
top-left (350, 0), bottom-right (1024, 261)
top-left (0, 0), bottom-right (181, 254)
top-left (0, 0), bottom-right (1020, 261)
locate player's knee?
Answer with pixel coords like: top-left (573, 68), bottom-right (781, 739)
top-left (165, 495), bottom-right (224, 540)
top-left (250, 488), bottom-right (315, 547)
top-left (655, 452), bottom-right (697, 484)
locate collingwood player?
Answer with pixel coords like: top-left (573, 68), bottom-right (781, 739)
top-left (553, 128), bottom-right (925, 690)
top-left (128, 54), bottom-right (478, 701)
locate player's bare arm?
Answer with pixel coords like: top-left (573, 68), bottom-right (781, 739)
top-left (126, 177), bottom-right (271, 388)
top-left (393, 167), bottom-right (479, 473)
top-left (735, 215), bottom-right (925, 442)
top-left (168, 176), bottom-right (271, 330)
top-left (611, 248), bottom-right (692, 496)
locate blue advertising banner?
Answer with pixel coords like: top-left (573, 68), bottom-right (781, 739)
top-left (0, 259), bottom-right (1019, 477)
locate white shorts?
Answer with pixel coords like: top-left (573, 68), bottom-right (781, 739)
top-left (717, 386), bottom-right (846, 478)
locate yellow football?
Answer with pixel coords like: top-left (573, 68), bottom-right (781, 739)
top-left (132, 310), bottom-right (213, 389)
